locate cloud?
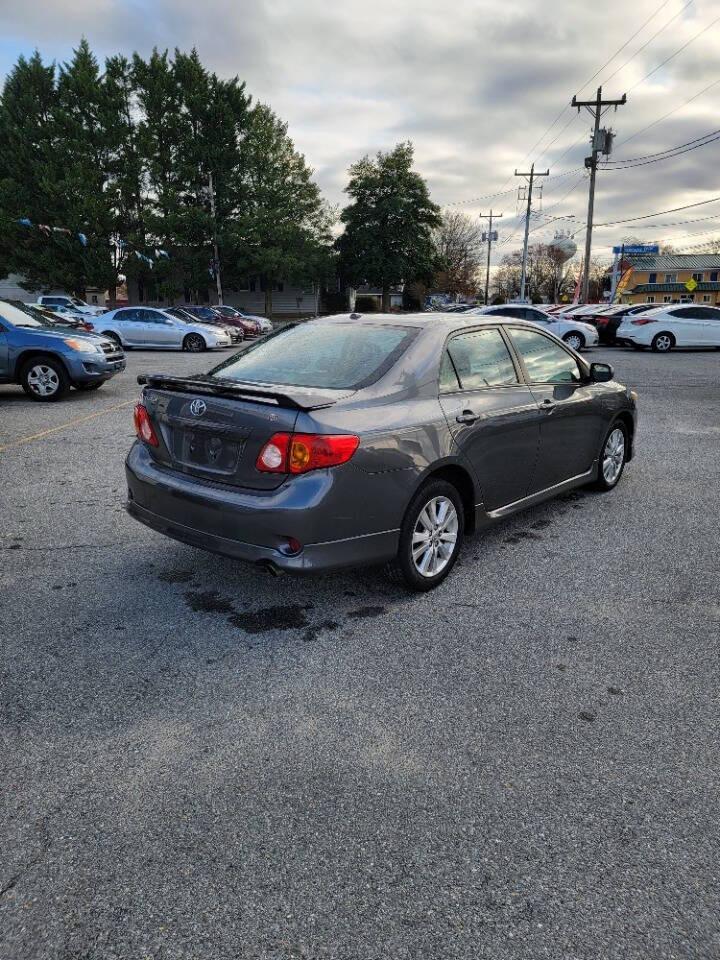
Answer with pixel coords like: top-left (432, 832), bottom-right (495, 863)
top-left (1, 0), bottom-right (719, 259)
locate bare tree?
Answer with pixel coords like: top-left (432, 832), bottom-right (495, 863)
top-left (433, 210), bottom-right (485, 299)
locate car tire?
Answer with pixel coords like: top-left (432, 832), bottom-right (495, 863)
top-left (183, 333), bottom-right (206, 352)
top-left (563, 331), bottom-right (585, 351)
top-left (594, 421), bottom-right (628, 492)
top-left (75, 381), bottom-right (104, 391)
top-left (387, 479), bottom-right (465, 591)
top-left (20, 356), bottom-right (70, 402)
top-left (651, 332), bottom-right (674, 353)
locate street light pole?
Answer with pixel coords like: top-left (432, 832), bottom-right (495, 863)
top-left (208, 171), bottom-right (223, 306)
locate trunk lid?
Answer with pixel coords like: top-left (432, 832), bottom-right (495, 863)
top-left (138, 374), bottom-right (352, 490)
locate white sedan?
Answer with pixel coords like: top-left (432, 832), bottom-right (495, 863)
top-left (616, 303), bottom-right (720, 352)
top-left (470, 304), bottom-right (598, 351)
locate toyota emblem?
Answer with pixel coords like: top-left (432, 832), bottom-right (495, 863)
top-left (190, 399), bottom-right (207, 417)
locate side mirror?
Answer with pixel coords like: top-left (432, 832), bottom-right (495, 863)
top-left (590, 362), bottom-right (613, 383)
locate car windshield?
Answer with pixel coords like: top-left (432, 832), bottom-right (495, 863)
top-left (187, 306), bottom-right (217, 320)
top-left (168, 309), bottom-right (191, 322)
top-left (0, 301), bottom-right (50, 328)
top-left (71, 297), bottom-right (88, 306)
top-left (210, 322), bottom-right (417, 390)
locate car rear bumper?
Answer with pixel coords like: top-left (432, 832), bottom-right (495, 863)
top-left (125, 442), bottom-right (400, 574)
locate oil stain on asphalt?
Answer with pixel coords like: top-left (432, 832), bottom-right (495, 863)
top-left (228, 604), bottom-right (314, 634)
top-left (184, 590), bottom-right (235, 614)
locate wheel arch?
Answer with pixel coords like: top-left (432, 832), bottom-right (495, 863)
top-left (613, 411), bottom-right (635, 461)
top-left (15, 350), bottom-right (71, 383)
top-left (412, 459), bottom-right (479, 534)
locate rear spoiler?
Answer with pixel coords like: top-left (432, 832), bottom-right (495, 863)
top-left (137, 373), bottom-right (337, 410)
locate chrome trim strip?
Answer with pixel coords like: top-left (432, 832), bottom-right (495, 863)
top-left (312, 527), bottom-right (400, 547)
top-left (487, 467), bottom-right (595, 519)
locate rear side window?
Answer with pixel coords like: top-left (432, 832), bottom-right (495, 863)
top-left (444, 328), bottom-right (518, 390)
top-left (509, 328), bottom-right (582, 384)
top-left (210, 323), bottom-right (417, 390)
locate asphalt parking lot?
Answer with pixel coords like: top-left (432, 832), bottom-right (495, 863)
top-left (2, 343), bottom-right (719, 960)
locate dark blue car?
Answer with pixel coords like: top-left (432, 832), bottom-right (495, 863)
top-left (0, 300), bottom-right (125, 401)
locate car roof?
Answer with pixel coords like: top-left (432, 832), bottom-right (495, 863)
top-left (316, 312), bottom-right (552, 332)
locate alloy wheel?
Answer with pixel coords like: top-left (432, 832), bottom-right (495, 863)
top-left (185, 334), bottom-right (204, 352)
top-left (653, 334), bottom-right (672, 352)
top-left (565, 333), bottom-right (582, 351)
top-left (602, 427), bottom-right (625, 485)
top-left (412, 496), bottom-right (459, 578)
top-left (27, 364), bottom-right (60, 397)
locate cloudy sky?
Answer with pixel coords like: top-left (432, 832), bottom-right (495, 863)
top-left (1, 0), bottom-right (719, 266)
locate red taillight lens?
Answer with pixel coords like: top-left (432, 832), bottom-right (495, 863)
top-left (84, 321), bottom-right (95, 330)
top-left (256, 432), bottom-right (359, 474)
top-left (133, 403), bottom-right (159, 447)
top-left (631, 317), bottom-right (657, 325)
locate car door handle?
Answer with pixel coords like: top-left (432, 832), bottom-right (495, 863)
top-left (456, 409), bottom-right (478, 424)
top-left (540, 399), bottom-right (556, 412)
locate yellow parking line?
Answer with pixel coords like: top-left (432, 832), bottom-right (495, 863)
top-left (0, 399), bottom-right (137, 453)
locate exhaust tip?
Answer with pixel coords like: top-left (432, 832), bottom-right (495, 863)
top-left (257, 559), bottom-right (283, 577)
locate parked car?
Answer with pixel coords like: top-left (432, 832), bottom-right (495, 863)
top-left (165, 307), bottom-right (243, 344)
top-left (174, 305), bottom-right (244, 345)
top-left (470, 304), bottom-right (598, 351)
top-left (211, 305), bottom-right (270, 335)
top-left (616, 303), bottom-right (720, 351)
top-left (594, 303), bottom-right (657, 345)
top-left (89, 306), bottom-right (232, 351)
top-left (39, 303), bottom-right (95, 328)
top-left (126, 312), bottom-right (636, 591)
top-left (36, 294), bottom-right (106, 318)
top-left (0, 299), bottom-right (125, 400)
top-left (10, 301), bottom-right (93, 332)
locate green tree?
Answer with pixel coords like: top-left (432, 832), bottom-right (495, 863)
top-left (237, 103), bottom-right (333, 316)
top-left (52, 39), bottom-right (118, 295)
top-left (0, 51), bottom-right (64, 292)
top-left (104, 54), bottom-right (145, 305)
top-left (338, 142), bottom-right (441, 311)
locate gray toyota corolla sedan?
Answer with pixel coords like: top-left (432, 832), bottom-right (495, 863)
top-left (126, 313), bottom-right (637, 590)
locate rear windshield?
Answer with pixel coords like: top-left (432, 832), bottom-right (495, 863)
top-left (210, 322), bottom-right (417, 390)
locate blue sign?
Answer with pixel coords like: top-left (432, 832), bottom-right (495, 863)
top-left (612, 244), bottom-right (659, 255)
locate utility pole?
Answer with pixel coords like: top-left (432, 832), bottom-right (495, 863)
top-left (479, 210), bottom-right (503, 305)
top-left (572, 86), bottom-right (626, 303)
top-left (208, 171), bottom-right (223, 306)
top-left (515, 164), bottom-right (549, 302)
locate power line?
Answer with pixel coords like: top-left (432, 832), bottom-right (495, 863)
top-left (575, 195), bottom-right (720, 231)
top-left (615, 77), bottom-right (720, 148)
top-left (578, 0), bottom-right (676, 94)
top-left (600, 129), bottom-right (720, 169)
top-left (602, 0), bottom-right (694, 88)
top-left (603, 126), bottom-right (720, 163)
top-left (627, 12), bottom-right (720, 93)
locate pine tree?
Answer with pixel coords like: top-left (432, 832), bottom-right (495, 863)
top-left (339, 143), bottom-right (441, 311)
top-left (104, 54), bottom-right (145, 305)
top-left (238, 104), bottom-right (332, 316)
top-left (53, 38), bottom-right (117, 295)
top-left (0, 51), bottom-right (64, 292)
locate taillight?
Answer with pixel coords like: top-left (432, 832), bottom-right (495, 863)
top-left (631, 317), bottom-right (657, 325)
top-left (133, 403), bottom-right (159, 447)
top-left (256, 433), bottom-right (290, 472)
top-left (84, 321), bottom-right (95, 330)
top-left (256, 432), bottom-right (359, 474)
